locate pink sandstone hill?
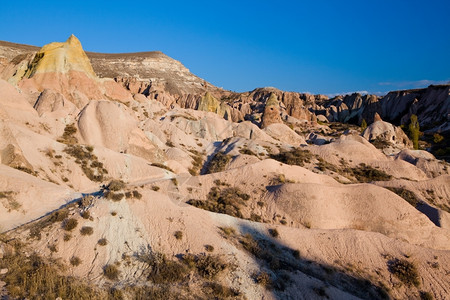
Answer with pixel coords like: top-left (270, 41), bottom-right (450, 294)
top-left (0, 36), bottom-right (449, 300)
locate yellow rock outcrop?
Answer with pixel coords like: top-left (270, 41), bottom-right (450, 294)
top-left (24, 34), bottom-right (96, 78)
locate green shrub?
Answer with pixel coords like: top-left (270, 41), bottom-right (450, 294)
top-left (409, 114), bottom-right (420, 150)
top-left (361, 119), bottom-right (368, 131)
top-left (151, 186), bottom-right (160, 191)
top-left (98, 238), bottom-right (108, 246)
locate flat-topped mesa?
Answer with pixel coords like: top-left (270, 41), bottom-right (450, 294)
top-left (261, 92), bottom-right (282, 128)
top-left (24, 34), bottom-right (97, 79)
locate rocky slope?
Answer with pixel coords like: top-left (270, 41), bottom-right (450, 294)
top-left (0, 36), bottom-right (449, 300)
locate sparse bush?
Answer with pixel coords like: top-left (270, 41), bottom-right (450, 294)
top-left (345, 163), bottom-right (392, 182)
top-left (386, 187), bottom-right (420, 207)
top-left (250, 213), bottom-right (262, 222)
top-left (63, 218), bottom-right (78, 231)
top-left (98, 238), bottom-right (108, 246)
top-left (187, 186), bottom-right (251, 218)
top-left (70, 256), bottom-right (82, 266)
top-left (388, 258), bottom-right (420, 287)
top-left (137, 250), bottom-right (189, 284)
top-left (63, 233), bottom-right (72, 241)
top-left (239, 148), bottom-right (257, 156)
top-left (48, 244), bottom-right (58, 253)
top-left (58, 123), bottom-right (78, 145)
top-left (64, 145), bottom-right (106, 182)
top-left (81, 211), bottom-right (90, 219)
top-left (174, 231), bottom-right (183, 240)
top-left (269, 228), bottom-right (279, 238)
top-left (80, 226), bottom-right (94, 236)
top-left (108, 180), bottom-right (126, 191)
top-left (189, 151), bottom-right (204, 176)
top-left (106, 192), bottom-right (125, 202)
top-left (220, 227), bottom-right (236, 236)
top-left (420, 291), bottom-right (434, 300)
top-left (151, 163), bottom-right (174, 173)
top-left (255, 271), bottom-right (272, 288)
top-left (0, 252), bottom-right (99, 299)
top-left (103, 264), bottom-right (120, 280)
top-left (151, 186), bottom-right (160, 191)
top-left (29, 227), bottom-right (41, 240)
top-left (202, 282), bottom-right (240, 298)
top-left (132, 190), bottom-right (142, 199)
top-left (205, 245), bottom-right (214, 252)
top-left (205, 152), bottom-right (232, 174)
top-left (292, 250), bottom-right (300, 259)
top-left (182, 254), bottom-right (227, 279)
top-left (270, 148), bottom-right (313, 167)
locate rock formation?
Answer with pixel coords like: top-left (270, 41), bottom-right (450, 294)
top-left (261, 93), bottom-right (282, 128)
top-left (0, 36), bottom-right (448, 300)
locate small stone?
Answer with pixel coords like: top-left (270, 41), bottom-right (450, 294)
top-left (0, 268), bottom-right (8, 275)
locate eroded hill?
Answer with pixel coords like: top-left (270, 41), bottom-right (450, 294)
top-left (0, 36), bottom-right (449, 300)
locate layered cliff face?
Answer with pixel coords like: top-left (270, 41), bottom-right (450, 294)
top-left (313, 86), bottom-right (449, 133)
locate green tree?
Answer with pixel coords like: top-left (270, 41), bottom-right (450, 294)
top-left (361, 119), bottom-right (367, 132)
top-left (408, 114), bottom-right (420, 150)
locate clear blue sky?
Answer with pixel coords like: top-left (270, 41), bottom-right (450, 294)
top-left (1, 0), bottom-right (449, 95)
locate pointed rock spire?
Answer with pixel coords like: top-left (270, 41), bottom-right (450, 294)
top-left (261, 93), bottom-right (282, 128)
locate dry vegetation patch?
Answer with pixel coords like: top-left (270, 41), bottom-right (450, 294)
top-left (205, 152), bottom-right (232, 174)
top-left (64, 144), bottom-right (107, 182)
top-left (187, 186), bottom-right (250, 218)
